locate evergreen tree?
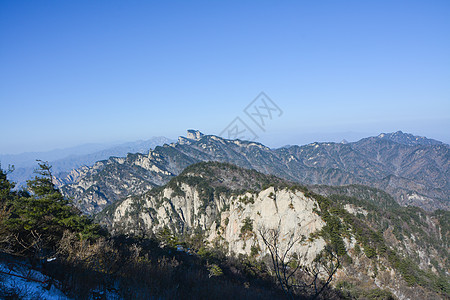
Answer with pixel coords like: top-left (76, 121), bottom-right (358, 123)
top-left (0, 164), bottom-right (15, 250)
top-left (2, 161), bottom-right (103, 256)
top-left (0, 163), bottom-right (15, 205)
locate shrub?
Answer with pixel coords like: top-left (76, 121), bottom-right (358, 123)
top-left (240, 217), bottom-right (254, 239)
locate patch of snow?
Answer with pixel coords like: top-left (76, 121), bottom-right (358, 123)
top-left (0, 262), bottom-right (70, 299)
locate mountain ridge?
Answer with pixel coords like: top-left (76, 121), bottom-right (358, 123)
top-left (59, 130), bottom-right (449, 213)
top-left (375, 130), bottom-right (445, 146)
top-left (2, 136), bottom-right (174, 188)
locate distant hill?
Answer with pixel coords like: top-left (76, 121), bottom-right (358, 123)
top-left (59, 130), bottom-right (448, 213)
top-left (1, 137), bottom-right (174, 187)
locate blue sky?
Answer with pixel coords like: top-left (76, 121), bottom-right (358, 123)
top-left (1, 0), bottom-right (449, 153)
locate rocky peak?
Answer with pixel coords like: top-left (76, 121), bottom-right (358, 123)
top-left (178, 130), bottom-right (205, 145)
top-left (186, 129), bottom-right (204, 141)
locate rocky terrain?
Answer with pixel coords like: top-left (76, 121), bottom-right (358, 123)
top-left (96, 162), bottom-right (449, 299)
top-left (59, 130), bottom-right (449, 213)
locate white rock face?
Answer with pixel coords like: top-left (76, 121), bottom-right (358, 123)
top-left (210, 187), bottom-right (326, 264)
top-left (109, 185), bottom-right (328, 266)
top-left (344, 204), bottom-right (368, 216)
top-left (53, 165), bottom-right (91, 187)
top-left (178, 136), bottom-right (192, 145)
top-left (186, 130), bottom-right (204, 141)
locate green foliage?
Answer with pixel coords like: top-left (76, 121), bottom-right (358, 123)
top-left (238, 195), bottom-right (254, 205)
top-left (364, 246), bottom-right (377, 259)
top-left (214, 186), bottom-right (231, 198)
top-left (0, 165), bottom-right (15, 244)
top-left (166, 179), bottom-right (186, 197)
top-left (184, 228), bottom-right (207, 251)
top-left (197, 245), bottom-right (212, 259)
top-left (316, 195), bottom-right (386, 261)
top-left (208, 264), bottom-right (224, 277)
top-left (240, 217), bottom-right (253, 238)
top-left (0, 164), bottom-right (15, 204)
top-left (337, 281), bottom-right (396, 299)
top-left (323, 186), bottom-right (448, 275)
top-left (306, 185), bottom-right (449, 297)
top-left (324, 185), bottom-right (400, 210)
top-left (157, 226), bottom-right (180, 248)
top-left (386, 251), bottom-right (449, 294)
top-left (179, 161), bottom-right (286, 195)
top-left (1, 161), bottom-right (103, 255)
top-left (365, 288), bottom-right (396, 300)
top-left (250, 244), bottom-right (261, 257)
top-left (319, 208), bottom-right (348, 257)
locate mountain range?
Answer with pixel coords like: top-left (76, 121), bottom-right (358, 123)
top-left (58, 130), bottom-right (449, 214)
top-left (2, 130), bottom-right (449, 298)
top-left (0, 137), bottom-right (174, 188)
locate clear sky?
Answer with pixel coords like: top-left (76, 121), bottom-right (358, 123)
top-left (1, 0), bottom-right (449, 154)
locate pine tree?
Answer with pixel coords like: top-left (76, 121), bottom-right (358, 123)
top-left (0, 163), bottom-right (15, 205)
top-left (3, 161), bottom-right (103, 256)
top-left (0, 164), bottom-right (15, 250)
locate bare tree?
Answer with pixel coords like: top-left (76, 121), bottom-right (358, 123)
top-left (304, 245), bottom-right (340, 299)
top-left (258, 222), bottom-right (340, 299)
top-left (258, 221), bottom-right (302, 300)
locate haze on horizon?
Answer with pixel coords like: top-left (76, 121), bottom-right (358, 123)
top-left (1, 1), bottom-right (449, 154)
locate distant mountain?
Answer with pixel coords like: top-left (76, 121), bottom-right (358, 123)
top-left (0, 142), bottom-right (116, 168)
top-left (59, 130), bottom-right (449, 213)
top-left (1, 137), bottom-right (174, 187)
top-left (375, 130), bottom-right (444, 146)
